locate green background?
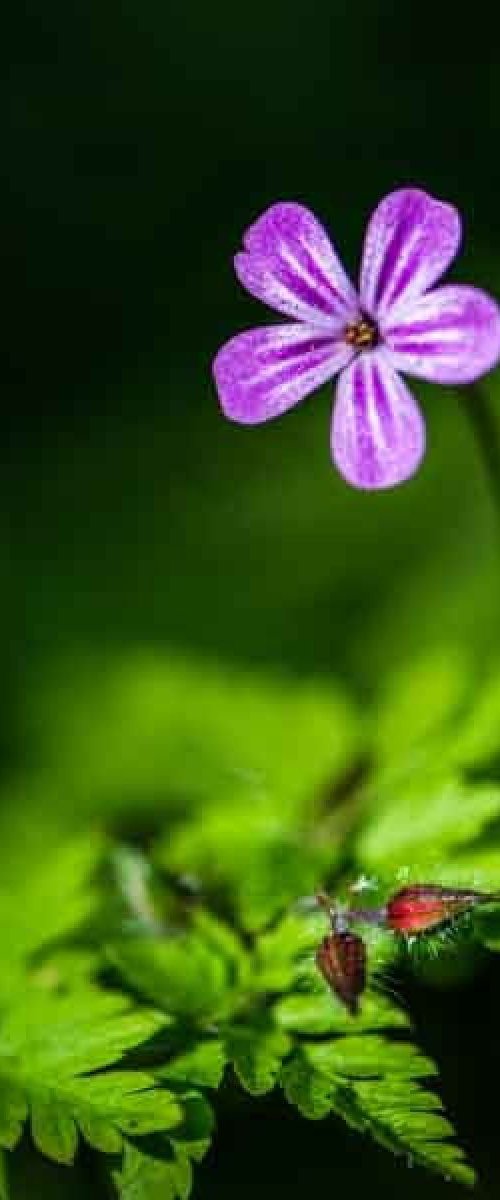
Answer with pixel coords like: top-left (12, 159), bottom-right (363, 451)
top-left (4, 0), bottom-right (500, 1196)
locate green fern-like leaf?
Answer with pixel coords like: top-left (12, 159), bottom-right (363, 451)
top-left (107, 878), bottom-right (475, 1189)
top-left (111, 1090), bottom-right (214, 1200)
top-left (158, 1040), bottom-right (227, 1090)
top-left (0, 989), bottom-right (180, 1165)
top-left (4, 650), bottom-right (500, 1191)
top-left (281, 1036), bottom-right (474, 1186)
top-left (225, 1021), bottom-right (290, 1096)
top-left (256, 908), bottom-right (475, 1187)
top-left (112, 1141), bottom-right (193, 1200)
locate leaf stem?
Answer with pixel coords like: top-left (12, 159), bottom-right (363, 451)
top-left (461, 382), bottom-right (500, 523)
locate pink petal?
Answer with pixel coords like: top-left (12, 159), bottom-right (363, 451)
top-left (359, 188), bottom-right (461, 319)
top-left (213, 324), bottom-right (353, 425)
top-left (234, 203), bottom-right (358, 328)
top-left (382, 285), bottom-right (500, 384)
top-left (331, 350), bottom-right (426, 490)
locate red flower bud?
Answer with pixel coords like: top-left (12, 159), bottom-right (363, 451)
top-left (316, 930), bottom-right (366, 1015)
top-left (386, 884), bottom-right (499, 936)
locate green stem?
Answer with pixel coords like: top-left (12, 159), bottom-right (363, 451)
top-left (461, 382), bottom-right (500, 522)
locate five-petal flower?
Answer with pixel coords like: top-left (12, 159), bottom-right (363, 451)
top-left (213, 189), bottom-right (500, 489)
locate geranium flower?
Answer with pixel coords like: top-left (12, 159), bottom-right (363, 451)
top-left (213, 189), bottom-right (500, 489)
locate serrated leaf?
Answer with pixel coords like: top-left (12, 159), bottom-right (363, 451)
top-left (158, 1040), bottom-right (226, 1089)
top-left (72, 1072), bottom-right (180, 1138)
top-left (112, 1140), bottom-right (193, 1200)
top-left (305, 1036), bottom-right (436, 1080)
top-left (111, 1093), bottom-right (214, 1200)
top-left (281, 1052), bottom-right (334, 1120)
top-left (282, 1032), bottom-right (473, 1186)
top-left (274, 989), bottom-right (409, 1036)
top-left (0, 990), bottom-right (164, 1077)
top-left (225, 1022), bottom-right (290, 1096)
top-left (31, 1096), bottom-right (78, 1164)
top-left (352, 1080), bottom-right (475, 1185)
top-left (0, 989), bottom-right (179, 1164)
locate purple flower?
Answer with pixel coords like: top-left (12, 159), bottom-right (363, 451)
top-left (212, 189), bottom-right (500, 489)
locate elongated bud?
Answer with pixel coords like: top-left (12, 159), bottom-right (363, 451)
top-left (316, 930), bottom-right (366, 1015)
top-left (386, 884), bottom-right (500, 936)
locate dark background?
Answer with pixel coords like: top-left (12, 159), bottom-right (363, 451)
top-left (4, 1), bottom-right (500, 1196)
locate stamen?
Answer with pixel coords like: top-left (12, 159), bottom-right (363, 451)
top-left (344, 316), bottom-right (378, 349)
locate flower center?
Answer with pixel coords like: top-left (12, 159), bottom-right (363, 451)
top-left (344, 316), bottom-right (378, 350)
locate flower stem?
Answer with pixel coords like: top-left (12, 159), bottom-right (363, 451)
top-left (461, 383), bottom-right (500, 522)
